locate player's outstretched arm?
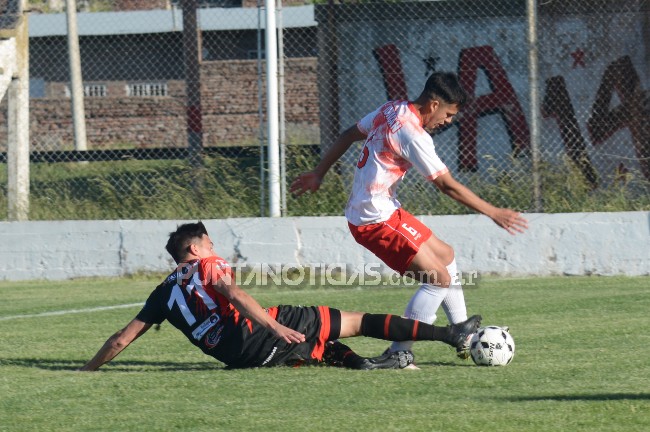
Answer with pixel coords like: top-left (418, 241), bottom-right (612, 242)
top-left (290, 124), bottom-right (367, 196)
top-left (79, 318), bottom-right (152, 371)
top-left (432, 172), bottom-right (528, 235)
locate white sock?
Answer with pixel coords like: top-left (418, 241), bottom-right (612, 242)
top-left (390, 283), bottom-right (447, 352)
top-left (442, 259), bottom-right (468, 324)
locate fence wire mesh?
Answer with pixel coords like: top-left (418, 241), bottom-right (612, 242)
top-left (0, 0), bottom-right (648, 220)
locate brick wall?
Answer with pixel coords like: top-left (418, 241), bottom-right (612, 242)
top-left (115, 0), bottom-right (170, 10)
top-left (0, 57), bottom-right (318, 151)
top-left (201, 58), bottom-right (319, 146)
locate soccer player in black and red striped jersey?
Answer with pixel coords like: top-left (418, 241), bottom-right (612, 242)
top-left (79, 222), bottom-right (480, 371)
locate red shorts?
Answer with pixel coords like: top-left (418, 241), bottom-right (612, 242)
top-left (348, 209), bottom-right (432, 275)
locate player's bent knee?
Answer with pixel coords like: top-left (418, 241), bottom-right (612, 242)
top-left (407, 252), bottom-right (452, 286)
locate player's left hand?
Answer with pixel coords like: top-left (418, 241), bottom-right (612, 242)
top-left (492, 209), bottom-right (528, 235)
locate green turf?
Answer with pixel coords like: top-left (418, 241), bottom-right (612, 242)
top-left (1, 276), bottom-right (648, 431)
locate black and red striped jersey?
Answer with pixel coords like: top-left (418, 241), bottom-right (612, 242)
top-left (136, 256), bottom-right (241, 354)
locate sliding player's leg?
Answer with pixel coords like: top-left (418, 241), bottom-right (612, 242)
top-left (338, 311), bottom-right (481, 352)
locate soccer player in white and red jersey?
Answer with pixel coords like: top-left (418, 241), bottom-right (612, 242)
top-left (291, 72), bottom-right (527, 362)
top-left (79, 222), bottom-right (481, 371)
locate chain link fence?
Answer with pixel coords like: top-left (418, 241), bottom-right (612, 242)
top-left (0, 0), bottom-right (648, 220)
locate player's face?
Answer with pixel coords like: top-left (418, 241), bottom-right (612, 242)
top-left (423, 101), bottom-right (460, 132)
top-left (194, 234), bottom-right (217, 258)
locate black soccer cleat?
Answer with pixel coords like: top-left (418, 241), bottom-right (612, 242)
top-left (446, 314), bottom-right (482, 354)
top-left (456, 339), bottom-right (472, 360)
top-left (358, 349), bottom-right (415, 370)
top-left (323, 340), bottom-right (414, 370)
top-left (457, 324), bottom-right (509, 359)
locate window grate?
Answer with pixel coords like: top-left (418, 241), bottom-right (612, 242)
top-left (126, 83), bottom-right (169, 97)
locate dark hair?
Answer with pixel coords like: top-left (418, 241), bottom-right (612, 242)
top-left (420, 72), bottom-right (469, 107)
top-left (165, 221), bottom-right (208, 263)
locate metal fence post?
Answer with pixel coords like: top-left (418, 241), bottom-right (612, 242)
top-left (528, 0), bottom-right (543, 212)
top-left (266, 0), bottom-right (281, 217)
top-left (7, 1), bottom-right (29, 221)
top-left (65, 0), bottom-right (87, 152)
top-left (181, 0), bottom-right (203, 172)
top-left (257, 0), bottom-right (266, 217)
top-left (278, 0), bottom-right (287, 217)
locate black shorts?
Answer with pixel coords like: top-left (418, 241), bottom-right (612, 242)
top-left (208, 305), bottom-right (341, 368)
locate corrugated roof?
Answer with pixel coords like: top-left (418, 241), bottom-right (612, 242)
top-left (28, 5), bottom-right (316, 37)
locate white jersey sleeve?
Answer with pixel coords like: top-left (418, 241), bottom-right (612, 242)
top-left (356, 108), bottom-right (381, 135)
top-left (399, 133), bottom-right (449, 181)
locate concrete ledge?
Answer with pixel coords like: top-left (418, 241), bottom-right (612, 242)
top-left (0, 211), bottom-right (648, 281)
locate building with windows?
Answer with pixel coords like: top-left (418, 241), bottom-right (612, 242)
top-left (14, 5), bottom-right (319, 149)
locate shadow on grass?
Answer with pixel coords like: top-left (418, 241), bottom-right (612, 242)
top-left (1, 357), bottom-right (478, 372)
top-left (508, 393), bottom-right (650, 402)
top-left (414, 360), bottom-right (475, 367)
top-left (0, 357), bottom-right (223, 372)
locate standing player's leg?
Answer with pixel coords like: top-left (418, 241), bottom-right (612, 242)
top-left (441, 257), bottom-right (471, 358)
top-left (389, 233), bottom-right (460, 353)
top-left (348, 209), bottom-right (473, 359)
top-left (442, 257), bottom-right (467, 323)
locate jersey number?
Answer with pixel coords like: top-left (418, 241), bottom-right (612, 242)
top-left (168, 284), bottom-right (197, 325)
top-left (167, 271), bottom-right (219, 326)
top-left (401, 223), bottom-right (419, 237)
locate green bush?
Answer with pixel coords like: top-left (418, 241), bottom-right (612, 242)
top-left (0, 147), bottom-right (648, 220)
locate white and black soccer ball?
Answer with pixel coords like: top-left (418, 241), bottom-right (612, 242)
top-left (469, 326), bottom-right (515, 366)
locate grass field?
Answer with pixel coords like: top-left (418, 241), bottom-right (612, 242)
top-left (1, 276), bottom-right (648, 431)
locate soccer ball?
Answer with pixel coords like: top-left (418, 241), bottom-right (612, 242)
top-left (469, 326), bottom-right (515, 366)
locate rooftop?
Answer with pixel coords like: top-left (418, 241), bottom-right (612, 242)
top-left (28, 5), bottom-right (316, 37)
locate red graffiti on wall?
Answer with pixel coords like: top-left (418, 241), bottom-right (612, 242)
top-left (542, 76), bottom-right (598, 188)
top-left (373, 44), bottom-right (408, 101)
top-left (374, 44), bottom-right (530, 172)
top-left (587, 56), bottom-right (649, 180)
top-left (373, 45), bottom-right (648, 181)
top-left (457, 46), bottom-right (530, 171)
top-left (571, 49), bottom-right (586, 69)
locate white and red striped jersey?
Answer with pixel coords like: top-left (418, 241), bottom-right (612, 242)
top-left (344, 100), bottom-right (449, 226)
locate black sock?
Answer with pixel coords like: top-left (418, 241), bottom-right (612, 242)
top-left (360, 313), bottom-right (449, 342)
top-left (324, 341), bottom-right (369, 369)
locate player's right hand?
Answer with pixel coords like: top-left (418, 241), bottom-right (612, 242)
top-left (273, 324), bottom-right (306, 344)
top-left (491, 208), bottom-right (528, 235)
top-left (290, 171), bottom-right (323, 196)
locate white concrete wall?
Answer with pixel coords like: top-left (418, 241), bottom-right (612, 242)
top-left (0, 211), bottom-right (648, 281)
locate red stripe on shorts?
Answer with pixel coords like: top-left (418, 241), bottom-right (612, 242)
top-left (267, 306), bottom-right (278, 320)
top-left (310, 306), bottom-right (331, 361)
